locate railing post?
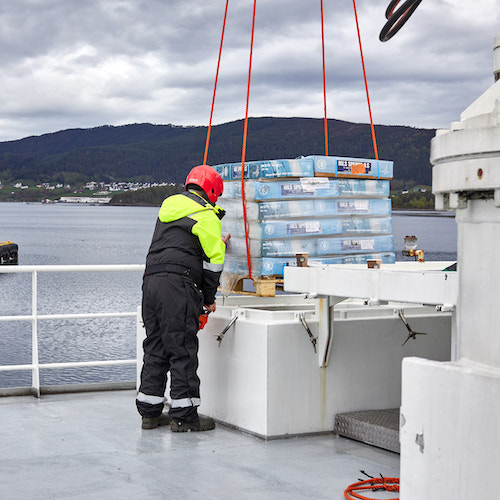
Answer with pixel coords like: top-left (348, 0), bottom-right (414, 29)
top-left (31, 270), bottom-right (40, 397)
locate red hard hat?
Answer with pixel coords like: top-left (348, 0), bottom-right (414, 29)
top-left (185, 164), bottom-right (223, 203)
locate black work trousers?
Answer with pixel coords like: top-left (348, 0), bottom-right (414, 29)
top-left (137, 272), bottom-right (204, 422)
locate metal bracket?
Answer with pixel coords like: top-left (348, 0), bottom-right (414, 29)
top-left (298, 313), bottom-right (317, 353)
top-left (436, 304), bottom-right (455, 312)
top-left (216, 314), bottom-right (238, 347)
top-left (398, 309), bottom-right (427, 346)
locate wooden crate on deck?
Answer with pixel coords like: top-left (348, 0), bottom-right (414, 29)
top-left (222, 275), bottom-right (284, 297)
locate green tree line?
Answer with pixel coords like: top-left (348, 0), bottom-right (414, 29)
top-left (392, 189), bottom-right (435, 209)
top-left (0, 118), bottom-right (435, 188)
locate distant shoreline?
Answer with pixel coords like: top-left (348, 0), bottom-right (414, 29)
top-left (393, 208), bottom-right (455, 217)
top-left (1, 200), bottom-right (456, 217)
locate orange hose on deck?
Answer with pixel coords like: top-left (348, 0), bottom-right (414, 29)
top-left (344, 476), bottom-right (399, 499)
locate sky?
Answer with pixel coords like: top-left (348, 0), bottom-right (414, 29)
top-left (0, 0), bottom-right (498, 142)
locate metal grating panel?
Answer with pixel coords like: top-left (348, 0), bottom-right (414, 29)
top-left (334, 408), bottom-right (400, 453)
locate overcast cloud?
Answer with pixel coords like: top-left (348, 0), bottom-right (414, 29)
top-left (0, 0), bottom-right (498, 141)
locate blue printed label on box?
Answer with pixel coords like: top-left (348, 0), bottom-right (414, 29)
top-left (280, 184), bottom-right (313, 197)
top-left (287, 221), bottom-right (321, 236)
top-left (342, 238), bottom-right (375, 252)
top-left (231, 164), bottom-right (249, 180)
top-left (337, 160), bottom-right (372, 175)
top-left (337, 200), bottom-right (370, 214)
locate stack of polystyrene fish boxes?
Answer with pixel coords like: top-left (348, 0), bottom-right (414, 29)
top-left (214, 155), bottom-right (395, 280)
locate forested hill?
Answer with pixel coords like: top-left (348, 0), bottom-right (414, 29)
top-left (0, 117), bottom-right (435, 188)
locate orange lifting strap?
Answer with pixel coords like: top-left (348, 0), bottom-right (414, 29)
top-left (203, 0), bottom-right (380, 280)
top-left (239, 0), bottom-right (258, 279)
top-left (203, 0), bottom-right (229, 166)
top-left (352, 0), bottom-right (379, 160)
top-left (320, 0), bottom-right (329, 156)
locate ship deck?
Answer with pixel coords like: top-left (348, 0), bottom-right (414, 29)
top-left (0, 389), bottom-right (399, 499)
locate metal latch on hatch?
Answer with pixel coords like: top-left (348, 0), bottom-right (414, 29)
top-left (398, 309), bottom-right (427, 346)
top-left (216, 314), bottom-right (238, 347)
top-left (298, 313), bottom-right (318, 353)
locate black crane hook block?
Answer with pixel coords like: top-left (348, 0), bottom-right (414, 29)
top-left (379, 0), bottom-right (423, 42)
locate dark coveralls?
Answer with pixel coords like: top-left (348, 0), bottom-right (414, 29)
top-left (136, 190), bottom-right (226, 424)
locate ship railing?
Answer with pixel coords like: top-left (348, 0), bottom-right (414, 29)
top-left (0, 264), bottom-right (145, 397)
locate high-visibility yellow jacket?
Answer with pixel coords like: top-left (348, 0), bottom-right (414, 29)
top-left (145, 190), bottom-right (226, 305)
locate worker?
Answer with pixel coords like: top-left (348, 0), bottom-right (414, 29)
top-left (136, 164), bottom-right (230, 432)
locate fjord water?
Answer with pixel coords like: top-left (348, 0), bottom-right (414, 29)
top-left (392, 210), bottom-right (457, 262)
top-left (0, 202), bottom-right (157, 388)
top-left (0, 202), bottom-right (457, 388)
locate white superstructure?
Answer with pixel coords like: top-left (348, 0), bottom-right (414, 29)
top-left (397, 32), bottom-right (500, 500)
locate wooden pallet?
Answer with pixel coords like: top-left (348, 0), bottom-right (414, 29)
top-left (223, 275), bottom-right (284, 297)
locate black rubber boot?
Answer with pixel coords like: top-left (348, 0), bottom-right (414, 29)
top-left (171, 415), bottom-right (216, 433)
top-left (142, 413), bottom-right (172, 430)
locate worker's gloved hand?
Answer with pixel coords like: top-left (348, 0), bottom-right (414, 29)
top-left (205, 303), bottom-right (216, 313)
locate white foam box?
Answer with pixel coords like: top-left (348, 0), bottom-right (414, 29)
top-left (341, 216), bottom-right (393, 235)
top-left (222, 216), bottom-right (393, 240)
top-left (220, 198), bottom-right (392, 220)
top-left (213, 158), bottom-right (314, 181)
top-left (227, 237), bottom-right (317, 258)
top-left (317, 234), bottom-right (394, 256)
top-left (226, 234), bottom-right (394, 258)
top-left (341, 252), bottom-right (396, 264)
top-left (338, 178), bottom-right (390, 197)
top-left (221, 178), bottom-right (339, 201)
top-left (222, 252), bottom-right (396, 276)
top-left (221, 178), bottom-right (389, 201)
top-left (223, 217), bottom-right (341, 239)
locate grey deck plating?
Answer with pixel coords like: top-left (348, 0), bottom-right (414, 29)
top-left (0, 390), bottom-right (399, 499)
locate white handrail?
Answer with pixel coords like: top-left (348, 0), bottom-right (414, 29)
top-left (0, 264), bottom-right (145, 397)
top-left (0, 264), bottom-right (145, 273)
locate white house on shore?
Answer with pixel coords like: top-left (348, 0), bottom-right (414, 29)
top-left (59, 196), bottom-right (111, 204)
